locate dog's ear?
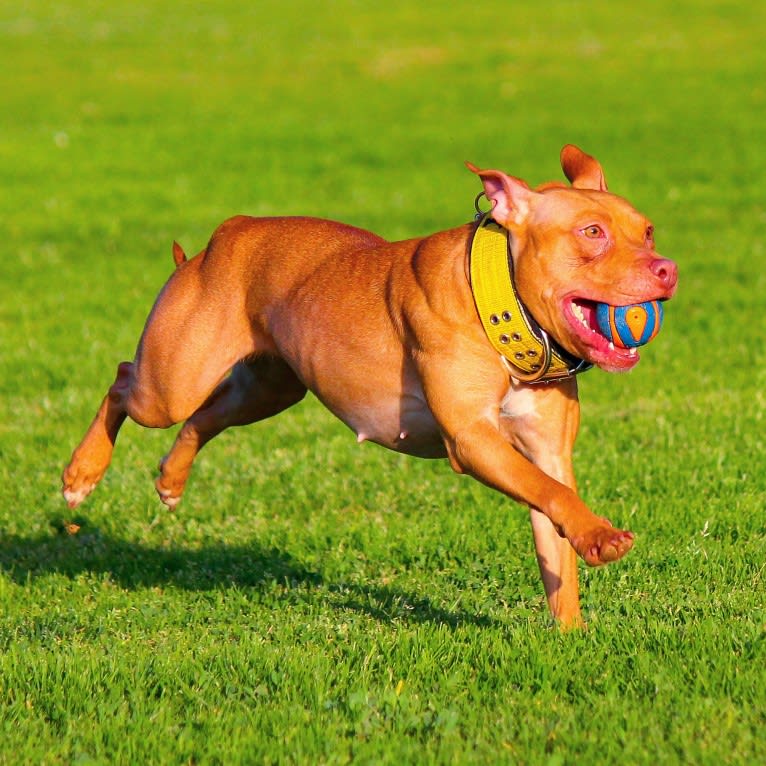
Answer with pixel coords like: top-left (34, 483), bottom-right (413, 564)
top-left (560, 145), bottom-right (608, 191)
top-left (466, 162), bottom-right (535, 226)
top-left (172, 241), bottom-right (187, 267)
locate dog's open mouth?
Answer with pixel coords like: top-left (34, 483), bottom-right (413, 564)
top-left (564, 297), bottom-right (640, 372)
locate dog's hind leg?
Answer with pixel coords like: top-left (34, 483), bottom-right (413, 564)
top-left (62, 361), bottom-right (133, 508)
top-left (62, 236), bottom-right (262, 508)
top-left (155, 356), bottom-right (307, 508)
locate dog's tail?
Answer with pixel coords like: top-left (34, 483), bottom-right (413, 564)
top-left (172, 241), bottom-right (187, 267)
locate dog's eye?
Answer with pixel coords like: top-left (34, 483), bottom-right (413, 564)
top-left (582, 225), bottom-right (604, 239)
top-left (645, 225), bottom-right (655, 245)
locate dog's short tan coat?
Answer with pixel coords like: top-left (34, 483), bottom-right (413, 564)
top-left (63, 146), bottom-right (677, 626)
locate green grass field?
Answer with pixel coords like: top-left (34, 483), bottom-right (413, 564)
top-left (2, 0), bottom-right (765, 763)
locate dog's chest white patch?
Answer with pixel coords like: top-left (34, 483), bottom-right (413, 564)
top-left (499, 380), bottom-right (542, 422)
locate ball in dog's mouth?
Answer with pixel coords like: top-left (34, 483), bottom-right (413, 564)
top-left (565, 298), bottom-right (660, 372)
top-left (595, 300), bottom-right (664, 349)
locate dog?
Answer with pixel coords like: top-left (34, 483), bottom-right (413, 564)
top-left (62, 145), bottom-right (677, 626)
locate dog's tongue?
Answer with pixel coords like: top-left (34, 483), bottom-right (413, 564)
top-left (580, 301), bottom-right (599, 332)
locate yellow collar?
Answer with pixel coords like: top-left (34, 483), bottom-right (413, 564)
top-left (469, 215), bottom-right (592, 383)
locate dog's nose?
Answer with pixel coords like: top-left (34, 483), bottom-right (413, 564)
top-left (650, 258), bottom-right (678, 293)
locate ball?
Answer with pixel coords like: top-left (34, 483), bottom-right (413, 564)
top-left (595, 300), bottom-right (664, 349)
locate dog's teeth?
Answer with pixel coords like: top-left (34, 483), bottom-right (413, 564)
top-left (571, 303), bottom-right (591, 331)
top-left (572, 303), bottom-right (595, 333)
top-left (609, 342), bottom-right (615, 351)
top-left (629, 348), bottom-right (637, 356)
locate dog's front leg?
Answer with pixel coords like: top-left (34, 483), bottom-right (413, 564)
top-left (443, 415), bottom-right (631, 565)
top-left (418, 359), bottom-right (633, 620)
top-left (499, 378), bottom-right (585, 627)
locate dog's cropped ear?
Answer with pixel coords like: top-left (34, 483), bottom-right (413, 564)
top-left (560, 145), bottom-right (608, 191)
top-left (466, 162), bottom-right (535, 226)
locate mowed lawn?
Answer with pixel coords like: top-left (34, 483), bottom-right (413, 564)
top-left (1, 1), bottom-right (765, 763)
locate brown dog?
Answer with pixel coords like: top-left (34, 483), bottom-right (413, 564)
top-left (62, 145), bottom-right (677, 626)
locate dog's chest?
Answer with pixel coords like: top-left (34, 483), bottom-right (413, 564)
top-left (499, 382), bottom-right (543, 423)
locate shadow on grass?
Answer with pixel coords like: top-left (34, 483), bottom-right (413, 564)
top-left (0, 524), bottom-right (497, 629)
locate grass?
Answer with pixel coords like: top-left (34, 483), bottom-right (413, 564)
top-left (1, 0), bottom-right (766, 763)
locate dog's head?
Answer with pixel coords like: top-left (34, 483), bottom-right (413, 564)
top-left (468, 146), bottom-right (677, 372)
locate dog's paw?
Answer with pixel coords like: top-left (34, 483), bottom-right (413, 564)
top-left (154, 456), bottom-right (186, 510)
top-left (61, 462), bottom-right (102, 509)
top-left (571, 520), bottom-right (634, 566)
top-left (155, 481), bottom-right (182, 510)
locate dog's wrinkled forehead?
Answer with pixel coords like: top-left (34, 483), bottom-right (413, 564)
top-left (533, 186), bottom-right (650, 234)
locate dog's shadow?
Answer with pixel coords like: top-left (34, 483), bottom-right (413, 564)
top-left (0, 523), bottom-right (498, 630)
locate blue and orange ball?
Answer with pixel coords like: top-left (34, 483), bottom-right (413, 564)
top-left (595, 300), bottom-right (664, 349)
